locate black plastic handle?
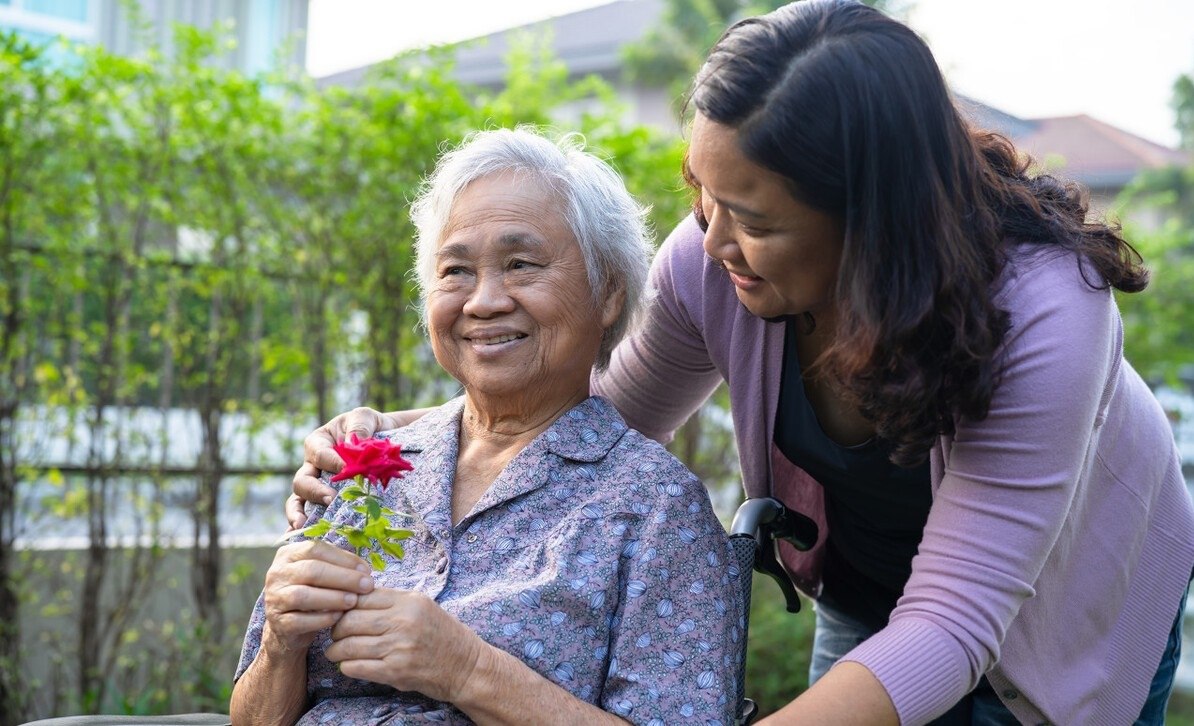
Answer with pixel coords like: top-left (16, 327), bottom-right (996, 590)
top-left (730, 497), bottom-right (819, 613)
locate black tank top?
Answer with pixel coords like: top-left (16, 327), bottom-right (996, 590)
top-left (773, 315), bottom-right (933, 629)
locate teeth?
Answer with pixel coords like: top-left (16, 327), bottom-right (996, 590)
top-left (475, 334), bottom-right (522, 345)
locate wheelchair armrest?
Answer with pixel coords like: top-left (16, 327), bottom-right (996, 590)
top-left (730, 497), bottom-right (818, 614)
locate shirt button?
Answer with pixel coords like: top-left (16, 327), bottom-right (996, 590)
top-left (466, 533), bottom-right (479, 543)
top-left (1002, 689), bottom-right (1019, 700)
top-left (435, 557), bottom-right (447, 574)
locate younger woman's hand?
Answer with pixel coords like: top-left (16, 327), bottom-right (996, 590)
top-left (287, 407), bottom-right (392, 529)
top-left (287, 407), bottom-right (432, 529)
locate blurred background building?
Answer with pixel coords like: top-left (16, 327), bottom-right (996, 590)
top-left (0, 0), bottom-right (307, 74)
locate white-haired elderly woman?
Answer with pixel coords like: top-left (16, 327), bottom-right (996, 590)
top-left (230, 128), bottom-right (744, 725)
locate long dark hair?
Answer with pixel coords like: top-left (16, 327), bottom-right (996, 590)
top-left (689, 0), bottom-right (1147, 466)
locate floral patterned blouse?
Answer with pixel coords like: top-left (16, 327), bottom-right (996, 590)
top-left (236, 395), bottom-right (744, 725)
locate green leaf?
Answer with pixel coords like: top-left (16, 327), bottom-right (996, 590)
top-left (380, 540), bottom-right (405, 560)
top-left (363, 518), bottom-right (389, 540)
top-left (296, 520), bottom-right (331, 539)
top-left (365, 496), bottom-right (382, 522)
top-left (369, 552), bottom-right (386, 570)
top-left (385, 528), bottom-right (414, 540)
top-left (339, 484), bottom-right (368, 501)
top-left (339, 527), bottom-right (370, 550)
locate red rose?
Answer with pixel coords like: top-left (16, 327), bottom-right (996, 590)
top-left (330, 433), bottom-right (414, 490)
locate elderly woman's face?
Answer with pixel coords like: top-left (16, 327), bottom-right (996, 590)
top-left (427, 171), bottom-right (620, 406)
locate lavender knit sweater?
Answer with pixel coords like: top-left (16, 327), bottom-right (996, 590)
top-left (593, 215), bottom-right (1194, 725)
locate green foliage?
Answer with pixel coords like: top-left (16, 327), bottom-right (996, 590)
top-left (1116, 71), bottom-right (1194, 386)
top-left (1173, 74), bottom-right (1194, 153)
top-left (1117, 219), bottom-right (1194, 385)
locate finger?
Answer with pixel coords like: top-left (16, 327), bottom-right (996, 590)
top-left (330, 604), bottom-right (394, 640)
top-left (353, 588), bottom-right (407, 610)
top-left (271, 585), bottom-right (362, 614)
top-left (345, 407), bottom-right (386, 439)
top-left (303, 427), bottom-right (345, 474)
top-left (293, 463), bottom-right (337, 507)
top-left (285, 494), bottom-right (308, 531)
top-left (336, 659), bottom-right (394, 686)
top-left (269, 610), bottom-right (345, 640)
top-left (281, 540), bottom-right (373, 580)
top-left (312, 447), bottom-right (346, 475)
top-left (324, 634), bottom-right (389, 662)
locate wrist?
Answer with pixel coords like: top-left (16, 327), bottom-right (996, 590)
top-left (261, 624), bottom-right (311, 663)
top-left (447, 637), bottom-right (498, 708)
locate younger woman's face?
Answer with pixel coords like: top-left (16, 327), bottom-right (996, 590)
top-left (687, 113), bottom-right (845, 321)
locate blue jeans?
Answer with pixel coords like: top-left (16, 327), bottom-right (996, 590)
top-left (809, 586), bottom-right (1188, 725)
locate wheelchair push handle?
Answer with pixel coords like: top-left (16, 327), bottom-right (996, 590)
top-left (730, 497), bottom-right (818, 613)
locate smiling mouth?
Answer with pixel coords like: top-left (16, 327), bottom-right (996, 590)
top-left (466, 333), bottom-right (527, 345)
top-left (710, 256), bottom-right (760, 280)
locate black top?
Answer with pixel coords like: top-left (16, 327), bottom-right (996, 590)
top-left (773, 316), bottom-right (933, 630)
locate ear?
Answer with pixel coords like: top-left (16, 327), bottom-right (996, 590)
top-left (599, 283), bottom-right (626, 330)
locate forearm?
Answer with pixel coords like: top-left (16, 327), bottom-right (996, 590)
top-left (453, 643), bottom-right (629, 726)
top-left (230, 632), bottom-right (310, 726)
top-left (759, 661), bottom-right (899, 726)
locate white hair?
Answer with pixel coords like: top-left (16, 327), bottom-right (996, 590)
top-left (410, 127), bottom-right (654, 369)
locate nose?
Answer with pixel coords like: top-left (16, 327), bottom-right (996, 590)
top-left (462, 270), bottom-right (515, 317)
top-left (701, 204), bottom-right (740, 265)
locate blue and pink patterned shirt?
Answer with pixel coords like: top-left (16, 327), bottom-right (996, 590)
top-left (236, 395), bottom-right (744, 725)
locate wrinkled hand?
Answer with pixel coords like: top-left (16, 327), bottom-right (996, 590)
top-left (261, 540), bottom-right (376, 655)
top-left (287, 407), bottom-right (395, 530)
top-left (325, 589), bottom-right (487, 703)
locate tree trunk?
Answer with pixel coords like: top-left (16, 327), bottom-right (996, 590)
top-left (0, 406), bottom-right (23, 726)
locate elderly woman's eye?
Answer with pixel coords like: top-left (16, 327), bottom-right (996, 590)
top-left (510, 259), bottom-right (538, 270)
top-left (440, 265), bottom-right (466, 277)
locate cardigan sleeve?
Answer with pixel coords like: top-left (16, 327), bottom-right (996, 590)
top-left (592, 216), bottom-right (724, 444)
top-left (839, 251), bottom-right (1119, 724)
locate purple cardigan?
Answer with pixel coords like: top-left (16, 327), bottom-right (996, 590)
top-left (593, 215), bottom-right (1194, 725)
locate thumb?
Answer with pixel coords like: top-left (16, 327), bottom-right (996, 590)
top-left (344, 407), bottom-right (382, 440)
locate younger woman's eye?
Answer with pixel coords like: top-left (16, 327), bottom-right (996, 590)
top-left (693, 199), bottom-right (709, 233)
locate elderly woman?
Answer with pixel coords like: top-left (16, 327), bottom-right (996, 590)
top-left (229, 128), bottom-right (743, 725)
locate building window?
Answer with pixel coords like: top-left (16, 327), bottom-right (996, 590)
top-left (0, 0), bottom-right (93, 41)
top-left (25, 0), bottom-right (87, 23)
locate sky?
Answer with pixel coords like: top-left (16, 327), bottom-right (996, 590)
top-left (306, 0), bottom-right (1194, 148)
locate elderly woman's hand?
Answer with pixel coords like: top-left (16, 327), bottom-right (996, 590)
top-left (261, 540), bottom-right (376, 655)
top-left (324, 588), bottom-right (487, 704)
top-left (287, 407), bottom-right (432, 530)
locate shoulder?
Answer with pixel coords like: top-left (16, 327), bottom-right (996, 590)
top-left (997, 245), bottom-right (1114, 319)
top-left (596, 413), bottom-right (722, 527)
top-left (586, 397), bottom-right (701, 486)
top-left (993, 245), bottom-right (1118, 363)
